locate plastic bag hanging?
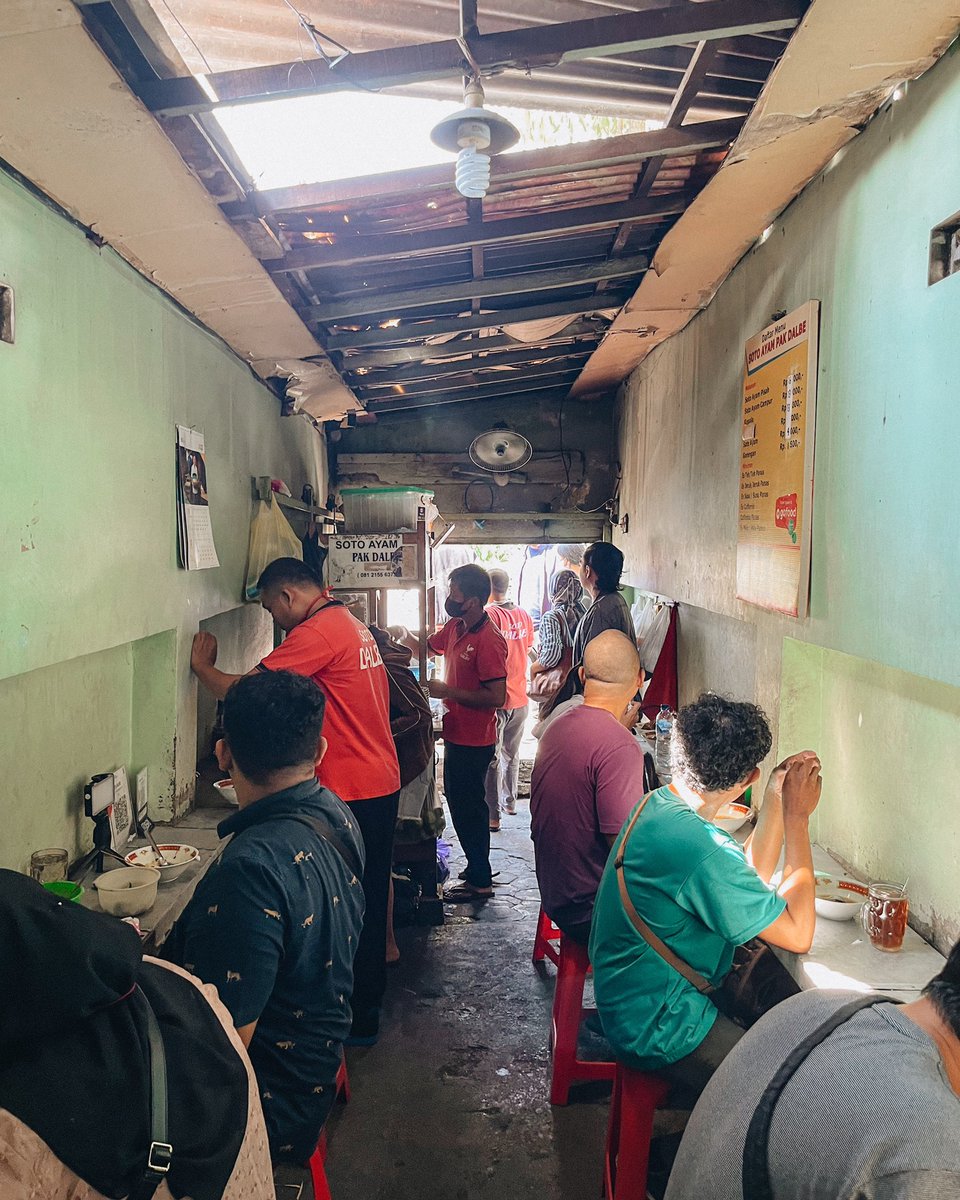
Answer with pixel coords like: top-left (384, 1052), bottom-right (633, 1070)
top-left (243, 498), bottom-right (303, 601)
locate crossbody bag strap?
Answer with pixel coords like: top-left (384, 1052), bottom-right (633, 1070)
top-left (280, 813), bottom-right (363, 881)
top-left (741, 994), bottom-right (895, 1200)
top-left (128, 987), bottom-right (173, 1200)
top-left (614, 793), bottom-right (715, 996)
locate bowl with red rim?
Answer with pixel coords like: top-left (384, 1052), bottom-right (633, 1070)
top-left (124, 843), bottom-right (200, 884)
top-left (815, 872), bottom-right (868, 921)
top-left (713, 803), bottom-right (752, 834)
top-left (213, 779), bottom-right (239, 806)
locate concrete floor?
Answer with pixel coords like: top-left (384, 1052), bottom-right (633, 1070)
top-left (326, 770), bottom-right (612, 1200)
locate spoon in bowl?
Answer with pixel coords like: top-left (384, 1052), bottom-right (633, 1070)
top-left (146, 827), bottom-right (171, 867)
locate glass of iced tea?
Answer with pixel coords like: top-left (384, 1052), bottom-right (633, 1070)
top-left (861, 882), bottom-right (909, 952)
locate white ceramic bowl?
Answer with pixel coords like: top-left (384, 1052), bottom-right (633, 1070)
top-left (815, 874), bottom-right (867, 921)
top-left (124, 843), bottom-right (200, 884)
top-left (713, 802), bottom-right (752, 835)
top-left (213, 779), bottom-right (239, 806)
top-left (94, 866), bottom-right (161, 916)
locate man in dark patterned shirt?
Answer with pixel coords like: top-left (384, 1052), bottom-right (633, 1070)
top-left (164, 671), bottom-right (364, 1164)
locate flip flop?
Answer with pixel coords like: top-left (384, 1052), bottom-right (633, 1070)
top-left (444, 883), bottom-right (494, 902)
top-left (458, 869), bottom-right (500, 881)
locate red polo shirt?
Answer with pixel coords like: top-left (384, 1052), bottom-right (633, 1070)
top-left (258, 602), bottom-right (400, 802)
top-left (487, 603), bottom-right (535, 710)
top-left (428, 614), bottom-right (508, 747)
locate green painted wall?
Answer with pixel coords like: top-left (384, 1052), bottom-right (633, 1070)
top-left (0, 164), bottom-right (324, 872)
top-left (616, 43), bottom-right (960, 950)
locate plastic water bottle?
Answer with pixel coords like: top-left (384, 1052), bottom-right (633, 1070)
top-left (655, 705), bottom-right (674, 782)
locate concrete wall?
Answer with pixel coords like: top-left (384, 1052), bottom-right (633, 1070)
top-left (615, 43), bottom-right (960, 952)
top-left (0, 164), bottom-right (324, 874)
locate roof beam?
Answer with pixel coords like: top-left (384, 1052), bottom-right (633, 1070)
top-left (334, 320), bottom-right (601, 369)
top-left (137, 1), bottom-right (805, 116)
top-left (356, 357), bottom-right (591, 398)
top-left (307, 255), bottom-right (648, 323)
top-left (276, 192), bottom-right (690, 273)
top-left (347, 343), bottom-right (597, 386)
top-left (322, 298), bottom-right (622, 351)
top-left (363, 379), bottom-right (575, 415)
top-left (223, 117), bottom-right (743, 217)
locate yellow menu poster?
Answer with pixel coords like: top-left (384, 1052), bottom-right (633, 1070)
top-left (737, 301), bottom-right (819, 617)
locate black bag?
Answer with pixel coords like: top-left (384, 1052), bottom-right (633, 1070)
top-left (615, 794), bottom-right (800, 1030)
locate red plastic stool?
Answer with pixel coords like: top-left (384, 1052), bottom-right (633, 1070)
top-left (305, 1056), bottom-right (350, 1200)
top-left (602, 1064), bottom-right (671, 1199)
top-left (532, 905), bottom-right (562, 965)
top-left (308, 1131), bottom-right (332, 1200)
top-left (335, 1056), bottom-right (350, 1105)
top-left (549, 935), bottom-right (616, 1105)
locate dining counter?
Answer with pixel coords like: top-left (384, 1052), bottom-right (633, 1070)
top-left (775, 843), bottom-right (945, 1001)
top-left (76, 802), bottom-right (228, 950)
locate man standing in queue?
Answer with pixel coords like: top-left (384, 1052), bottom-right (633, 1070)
top-left (190, 557), bottom-right (400, 1045)
top-left (428, 564), bottom-right (508, 901)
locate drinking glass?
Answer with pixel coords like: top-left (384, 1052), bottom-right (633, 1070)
top-left (861, 882), bottom-right (909, 952)
top-left (30, 847), bottom-right (69, 885)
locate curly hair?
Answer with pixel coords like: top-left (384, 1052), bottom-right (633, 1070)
top-left (672, 693), bottom-right (772, 793)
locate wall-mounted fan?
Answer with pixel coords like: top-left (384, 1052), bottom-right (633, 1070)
top-left (468, 423), bottom-right (533, 486)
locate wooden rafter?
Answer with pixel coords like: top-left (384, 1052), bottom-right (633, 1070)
top-left (346, 342), bottom-right (597, 386)
top-left (307, 255), bottom-right (647, 323)
top-left (276, 192), bottom-right (691, 273)
top-left (335, 320), bottom-right (601, 369)
top-left (136, 1), bottom-right (806, 116)
top-left (321, 297), bottom-right (625, 350)
top-left (363, 378), bottom-right (575, 415)
top-left (222, 118), bottom-right (743, 218)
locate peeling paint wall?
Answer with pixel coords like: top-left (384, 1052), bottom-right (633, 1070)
top-left (0, 163), bottom-right (324, 875)
top-left (615, 42), bottom-right (960, 953)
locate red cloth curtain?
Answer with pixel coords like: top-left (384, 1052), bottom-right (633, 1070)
top-left (640, 605), bottom-right (678, 720)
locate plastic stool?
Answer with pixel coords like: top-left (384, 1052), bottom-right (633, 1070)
top-left (335, 1055), bottom-right (350, 1105)
top-left (602, 1064), bottom-right (671, 1199)
top-left (532, 905), bottom-right (561, 966)
top-left (304, 1056), bottom-right (350, 1200)
top-left (549, 935), bottom-right (616, 1105)
top-left (308, 1131), bottom-right (332, 1200)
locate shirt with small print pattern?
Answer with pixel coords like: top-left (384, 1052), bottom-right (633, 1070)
top-left (163, 779), bottom-right (365, 1162)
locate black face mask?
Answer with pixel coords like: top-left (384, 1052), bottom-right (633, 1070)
top-left (445, 597), bottom-right (467, 618)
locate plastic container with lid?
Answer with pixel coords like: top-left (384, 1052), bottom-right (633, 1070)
top-left (340, 487), bottom-right (435, 533)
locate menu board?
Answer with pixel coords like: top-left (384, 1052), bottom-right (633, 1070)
top-left (736, 301), bottom-right (819, 617)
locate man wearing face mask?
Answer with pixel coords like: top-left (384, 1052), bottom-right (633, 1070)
top-left (428, 564), bottom-right (508, 900)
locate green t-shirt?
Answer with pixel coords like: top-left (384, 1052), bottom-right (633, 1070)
top-left (589, 786), bottom-right (786, 1069)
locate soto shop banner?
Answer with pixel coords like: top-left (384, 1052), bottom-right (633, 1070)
top-left (327, 534), bottom-right (418, 589)
top-left (736, 301), bottom-right (820, 618)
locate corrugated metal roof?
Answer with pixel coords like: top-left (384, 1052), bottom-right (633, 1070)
top-left (131, 0), bottom-right (792, 119)
top-left (80, 0), bottom-right (807, 417)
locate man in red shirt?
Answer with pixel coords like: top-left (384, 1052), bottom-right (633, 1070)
top-left (190, 557), bottom-right (400, 1044)
top-left (485, 569), bottom-right (535, 829)
top-left (427, 564), bottom-right (507, 900)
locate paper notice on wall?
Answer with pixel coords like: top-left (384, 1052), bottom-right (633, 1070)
top-left (736, 301), bottom-right (819, 618)
top-left (327, 534), bottom-right (418, 589)
top-left (176, 425), bottom-right (219, 570)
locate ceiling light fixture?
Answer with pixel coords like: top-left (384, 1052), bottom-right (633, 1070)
top-left (430, 79), bottom-right (520, 199)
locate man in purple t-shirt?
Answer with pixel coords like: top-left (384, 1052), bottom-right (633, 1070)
top-left (530, 630), bottom-right (646, 944)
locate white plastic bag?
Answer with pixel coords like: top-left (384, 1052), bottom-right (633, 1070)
top-left (243, 499), bottom-right (303, 600)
